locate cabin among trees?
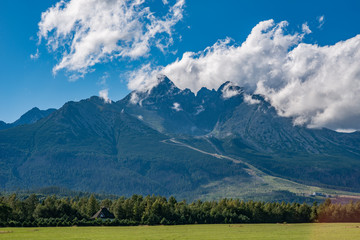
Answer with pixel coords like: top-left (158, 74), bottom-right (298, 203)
top-left (91, 207), bottom-right (115, 220)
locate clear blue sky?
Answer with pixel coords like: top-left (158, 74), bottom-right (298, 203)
top-left (1, 0), bottom-right (360, 122)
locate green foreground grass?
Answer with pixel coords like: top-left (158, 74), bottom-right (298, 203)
top-left (1, 223), bottom-right (360, 240)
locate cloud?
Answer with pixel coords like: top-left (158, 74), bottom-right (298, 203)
top-left (160, 20), bottom-right (306, 93)
top-left (130, 20), bottom-right (306, 92)
top-left (318, 15), bottom-right (325, 28)
top-left (37, 0), bottom-right (185, 77)
top-left (171, 102), bottom-right (182, 111)
top-left (97, 72), bottom-right (111, 103)
top-left (98, 72), bottom-right (109, 86)
top-left (127, 63), bottom-right (164, 92)
top-left (257, 36), bottom-right (360, 130)
top-left (302, 23), bottom-right (311, 34)
top-left (99, 89), bottom-right (111, 103)
top-left (244, 94), bottom-right (261, 105)
top-left (129, 19), bottom-right (360, 131)
top-left (30, 49), bottom-right (40, 60)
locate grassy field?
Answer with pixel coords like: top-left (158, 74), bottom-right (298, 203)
top-left (1, 223), bottom-right (360, 240)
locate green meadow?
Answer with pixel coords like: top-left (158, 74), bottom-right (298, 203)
top-left (1, 223), bottom-right (360, 240)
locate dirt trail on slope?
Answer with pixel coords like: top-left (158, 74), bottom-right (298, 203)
top-left (161, 138), bottom-right (265, 177)
top-left (161, 138), bottom-right (360, 197)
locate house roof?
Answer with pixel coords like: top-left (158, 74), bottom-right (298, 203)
top-left (91, 207), bottom-right (115, 219)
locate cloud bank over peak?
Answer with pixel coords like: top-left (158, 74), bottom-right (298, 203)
top-left (37, 0), bottom-right (185, 78)
top-left (130, 20), bottom-right (306, 93)
top-left (129, 19), bottom-right (360, 131)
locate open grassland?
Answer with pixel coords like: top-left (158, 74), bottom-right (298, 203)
top-left (1, 223), bottom-right (360, 240)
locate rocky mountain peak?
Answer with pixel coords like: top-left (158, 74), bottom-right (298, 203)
top-left (12, 107), bottom-right (56, 126)
top-left (148, 75), bottom-right (179, 96)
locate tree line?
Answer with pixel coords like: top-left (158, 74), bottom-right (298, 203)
top-left (0, 194), bottom-right (358, 227)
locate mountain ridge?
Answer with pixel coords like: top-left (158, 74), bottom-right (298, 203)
top-left (0, 75), bottom-right (360, 200)
top-left (0, 94), bottom-right (250, 200)
top-left (0, 107), bottom-right (56, 130)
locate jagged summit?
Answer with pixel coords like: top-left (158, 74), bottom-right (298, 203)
top-left (156, 74), bottom-right (173, 84)
top-left (196, 87), bottom-right (217, 99)
top-left (142, 75), bottom-right (246, 100)
top-left (217, 81), bottom-right (232, 91)
top-left (128, 75), bottom-right (247, 105)
top-left (149, 75), bottom-right (180, 96)
top-left (218, 81), bottom-right (244, 99)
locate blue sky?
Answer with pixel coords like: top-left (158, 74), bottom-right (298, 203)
top-left (1, 0), bottom-right (360, 123)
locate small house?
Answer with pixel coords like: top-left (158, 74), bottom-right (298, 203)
top-left (91, 207), bottom-right (115, 220)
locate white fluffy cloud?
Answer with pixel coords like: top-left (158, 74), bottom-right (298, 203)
top-left (128, 63), bottom-right (163, 92)
top-left (99, 89), bottom-right (111, 103)
top-left (129, 20), bottom-right (305, 93)
top-left (258, 35), bottom-right (360, 130)
top-left (37, 0), bottom-right (185, 77)
top-left (129, 20), bottom-right (360, 131)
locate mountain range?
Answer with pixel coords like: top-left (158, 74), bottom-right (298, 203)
top-left (1, 75), bottom-right (360, 201)
top-left (0, 107), bottom-right (56, 130)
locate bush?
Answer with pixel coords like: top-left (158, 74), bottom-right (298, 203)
top-left (22, 221), bottom-right (31, 227)
top-left (118, 219), bottom-right (138, 226)
top-left (8, 220), bottom-right (21, 227)
top-left (103, 219), bottom-right (112, 226)
top-left (110, 219), bottom-right (120, 226)
top-left (160, 217), bottom-right (171, 225)
top-left (78, 218), bottom-right (90, 226)
top-left (72, 217), bottom-right (79, 226)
